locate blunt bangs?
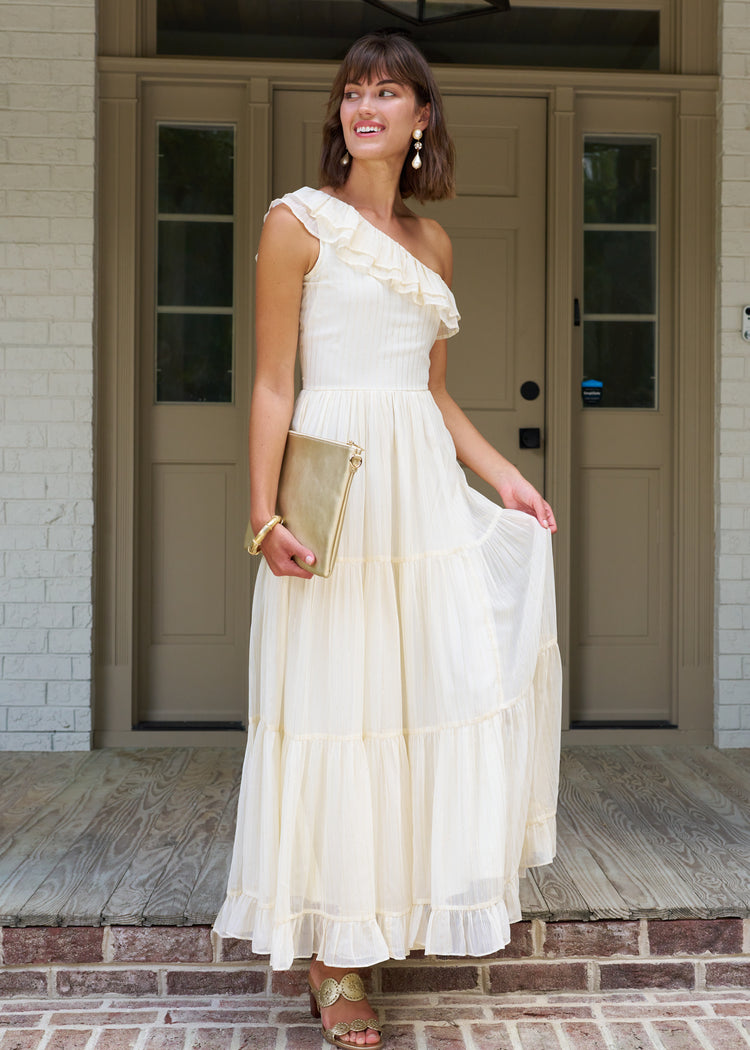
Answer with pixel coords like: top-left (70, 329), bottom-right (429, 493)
top-left (341, 43), bottom-right (429, 108)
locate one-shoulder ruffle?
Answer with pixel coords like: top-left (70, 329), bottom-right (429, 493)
top-left (267, 186), bottom-right (461, 340)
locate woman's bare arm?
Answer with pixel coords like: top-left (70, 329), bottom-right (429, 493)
top-left (249, 205), bottom-right (322, 574)
top-left (426, 227), bottom-right (556, 531)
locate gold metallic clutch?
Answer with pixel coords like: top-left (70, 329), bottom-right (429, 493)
top-left (244, 432), bottom-right (364, 578)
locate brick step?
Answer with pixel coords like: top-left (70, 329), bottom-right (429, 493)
top-left (0, 919), bottom-right (748, 998)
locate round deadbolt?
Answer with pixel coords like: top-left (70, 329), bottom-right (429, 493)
top-left (520, 381), bottom-right (540, 401)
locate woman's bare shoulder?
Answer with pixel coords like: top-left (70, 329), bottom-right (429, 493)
top-left (258, 201), bottom-right (319, 273)
top-left (414, 214), bottom-right (453, 283)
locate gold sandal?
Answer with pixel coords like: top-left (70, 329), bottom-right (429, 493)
top-left (308, 971), bottom-right (383, 1048)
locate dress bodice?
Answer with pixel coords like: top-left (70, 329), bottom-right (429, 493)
top-left (266, 187), bottom-right (460, 391)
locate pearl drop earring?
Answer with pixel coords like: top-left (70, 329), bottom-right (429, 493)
top-left (411, 129), bottom-right (423, 170)
top-left (341, 150), bottom-right (350, 166)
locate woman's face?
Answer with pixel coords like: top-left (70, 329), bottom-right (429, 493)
top-left (339, 74), bottom-right (429, 167)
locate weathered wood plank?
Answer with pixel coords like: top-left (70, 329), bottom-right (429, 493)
top-left (184, 762), bottom-right (242, 924)
top-left (559, 749), bottom-right (706, 917)
top-left (554, 804), bottom-right (630, 920)
top-left (684, 748), bottom-right (750, 807)
top-left (103, 749), bottom-right (239, 925)
top-left (142, 753), bottom-right (241, 924)
top-left (0, 752), bottom-right (94, 840)
top-left (18, 749), bottom-right (192, 925)
top-left (0, 751), bottom-right (137, 924)
top-left (518, 870), bottom-right (549, 919)
top-left (716, 748), bottom-right (750, 776)
top-left (529, 852), bottom-right (591, 922)
top-left (0, 754), bottom-right (38, 791)
top-left (573, 747), bottom-right (746, 917)
top-left (632, 748), bottom-right (750, 847)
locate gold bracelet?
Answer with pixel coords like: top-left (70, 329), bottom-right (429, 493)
top-left (248, 514), bottom-right (284, 555)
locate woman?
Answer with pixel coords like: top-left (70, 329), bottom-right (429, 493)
top-left (214, 31), bottom-right (562, 1049)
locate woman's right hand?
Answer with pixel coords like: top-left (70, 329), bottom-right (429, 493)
top-left (259, 522), bottom-right (316, 578)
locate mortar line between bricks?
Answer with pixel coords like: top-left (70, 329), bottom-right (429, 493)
top-left (507, 1021), bottom-right (524, 1050)
top-left (229, 1028), bottom-right (245, 1050)
top-left (36, 1030), bottom-right (55, 1050)
top-left (414, 1020), bottom-right (428, 1050)
top-left (532, 918), bottom-right (544, 955)
top-left (724, 1016), bottom-right (750, 1048)
top-left (455, 1016), bottom-right (478, 1050)
top-left (644, 1019), bottom-right (668, 1050)
top-left (132, 1028), bottom-right (150, 1050)
top-left (596, 1021), bottom-right (617, 1050)
top-left (687, 1017), bottom-right (718, 1050)
top-left (555, 1020), bottom-right (573, 1050)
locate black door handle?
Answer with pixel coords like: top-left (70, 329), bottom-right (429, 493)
top-left (519, 427), bottom-right (541, 449)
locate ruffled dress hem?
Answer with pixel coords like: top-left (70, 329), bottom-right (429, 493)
top-left (212, 821), bottom-right (554, 971)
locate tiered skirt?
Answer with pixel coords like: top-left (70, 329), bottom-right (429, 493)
top-left (213, 388), bottom-right (561, 970)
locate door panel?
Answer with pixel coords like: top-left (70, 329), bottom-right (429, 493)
top-left (151, 465), bottom-right (232, 641)
top-left (273, 91), bottom-right (548, 498)
top-left (137, 84), bottom-right (251, 726)
top-left (571, 100), bottom-right (674, 724)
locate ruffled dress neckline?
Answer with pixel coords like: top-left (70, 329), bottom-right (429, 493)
top-left (272, 185), bottom-right (460, 341)
top-left (310, 187), bottom-right (450, 289)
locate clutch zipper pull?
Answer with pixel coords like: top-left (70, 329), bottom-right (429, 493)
top-left (347, 440), bottom-right (363, 470)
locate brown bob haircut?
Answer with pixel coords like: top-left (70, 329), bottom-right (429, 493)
top-left (320, 32), bottom-right (456, 203)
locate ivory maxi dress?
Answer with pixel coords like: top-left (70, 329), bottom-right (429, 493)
top-left (213, 186), bottom-right (562, 971)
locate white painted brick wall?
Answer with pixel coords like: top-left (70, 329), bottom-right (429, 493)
top-left (0, 1), bottom-right (96, 751)
top-left (717, 0), bottom-right (750, 746)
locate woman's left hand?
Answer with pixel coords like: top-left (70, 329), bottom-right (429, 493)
top-left (496, 470), bottom-right (557, 533)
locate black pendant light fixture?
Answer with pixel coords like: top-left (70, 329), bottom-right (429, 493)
top-left (362, 0), bottom-right (510, 27)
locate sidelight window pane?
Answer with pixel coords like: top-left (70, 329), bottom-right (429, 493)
top-left (158, 221), bottom-right (233, 308)
top-left (582, 137), bottom-right (658, 410)
top-left (583, 141), bottom-right (656, 224)
top-left (157, 314), bottom-right (233, 403)
top-left (584, 321), bottom-right (655, 409)
top-left (584, 230), bottom-right (656, 315)
top-left (158, 126), bottom-right (234, 215)
top-left (155, 124), bottom-right (235, 404)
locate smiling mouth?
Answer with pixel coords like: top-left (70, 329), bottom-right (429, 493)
top-left (355, 125), bottom-right (384, 135)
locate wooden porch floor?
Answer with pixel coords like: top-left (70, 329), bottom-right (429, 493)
top-left (0, 746), bottom-right (748, 927)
